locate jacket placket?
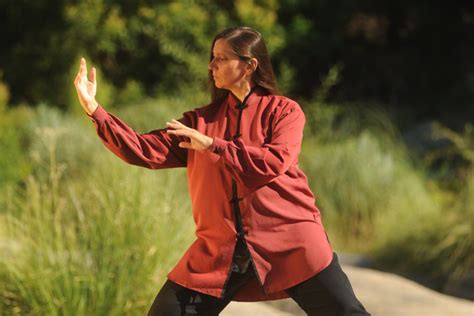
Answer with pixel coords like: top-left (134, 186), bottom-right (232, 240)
top-left (220, 92), bottom-right (266, 298)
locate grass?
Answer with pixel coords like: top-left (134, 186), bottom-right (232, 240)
top-left (370, 169), bottom-right (473, 289)
top-left (300, 99), bottom-right (473, 292)
top-left (0, 102), bottom-right (195, 315)
top-left (300, 131), bottom-right (440, 251)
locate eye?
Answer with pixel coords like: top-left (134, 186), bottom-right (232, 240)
top-left (213, 56), bottom-right (227, 63)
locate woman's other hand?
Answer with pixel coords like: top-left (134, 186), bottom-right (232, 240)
top-left (166, 119), bottom-right (214, 151)
top-left (74, 58), bottom-right (98, 115)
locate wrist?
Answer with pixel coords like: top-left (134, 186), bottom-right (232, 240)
top-left (86, 100), bottom-right (99, 115)
top-left (206, 137), bottom-right (215, 150)
top-left (207, 136), bottom-right (227, 155)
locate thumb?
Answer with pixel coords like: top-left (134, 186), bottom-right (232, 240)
top-left (179, 142), bottom-right (192, 149)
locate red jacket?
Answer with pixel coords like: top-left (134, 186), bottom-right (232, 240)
top-left (87, 86), bottom-right (333, 301)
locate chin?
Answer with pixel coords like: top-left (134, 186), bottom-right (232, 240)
top-left (213, 79), bottom-right (231, 91)
top-left (214, 82), bottom-right (226, 90)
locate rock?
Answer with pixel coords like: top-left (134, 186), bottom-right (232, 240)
top-left (341, 265), bottom-right (474, 316)
top-left (444, 273), bottom-right (474, 300)
top-left (402, 121), bottom-right (457, 153)
top-left (337, 251), bottom-right (374, 268)
top-left (221, 265), bottom-right (474, 316)
top-left (222, 301), bottom-right (293, 315)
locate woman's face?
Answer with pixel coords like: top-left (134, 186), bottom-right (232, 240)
top-left (208, 39), bottom-right (249, 91)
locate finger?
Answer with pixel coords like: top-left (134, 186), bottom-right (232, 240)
top-left (166, 129), bottom-right (190, 136)
top-left (75, 71), bottom-right (85, 85)
top-left (166, 121), bottom-right (187, 129)
top-left (76, 63), bottom-right (81, 79)
top-left (74, 73), bottom-right (83, 87)
top-left (78, 58), bottom-right (83, 75)
top-left (171, 119), bottom-right (190, 129)
top-left (90, 67), bottom-right (96, 85)
top-left (81, 57), bottom-right (88, 78)
top-left (178, 142), bottom-right (192, 148)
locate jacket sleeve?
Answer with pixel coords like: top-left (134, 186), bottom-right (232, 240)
top-left (87, 104), bottom-right (191, 169)
top-left (207, 101), bottom-right (305, 189)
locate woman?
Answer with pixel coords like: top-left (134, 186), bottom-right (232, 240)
top-left (74, 27), bottom-right (369, 316)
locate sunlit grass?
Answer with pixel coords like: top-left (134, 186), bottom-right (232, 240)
top-left (0, 105), bottom-right (194, 315)
top-left (300, 99), bottom-right (473, 290)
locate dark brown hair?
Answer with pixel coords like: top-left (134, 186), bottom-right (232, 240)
top-left (209, 26), bottom-right (279, 103)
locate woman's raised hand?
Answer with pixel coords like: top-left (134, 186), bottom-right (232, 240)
top-left (73, 57), bottom-right (213, 151)
top-left (74, 58), bottom-right (98, 115)
top-left (166, 119), bottom-right (214, 151)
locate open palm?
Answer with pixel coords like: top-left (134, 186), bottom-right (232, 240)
top-left (74, 58), bottom-right (98, 115)
top-left (166, 119), bottom-right (214, 151)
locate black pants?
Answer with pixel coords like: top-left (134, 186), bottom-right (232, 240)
top-left (147, 253), bottom-right (370, 316)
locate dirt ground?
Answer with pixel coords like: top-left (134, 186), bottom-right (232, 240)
top-left (222, 265), bottom-right (474, 316)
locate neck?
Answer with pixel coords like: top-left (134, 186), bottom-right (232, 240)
top-left (230, 80), bottom-right (254, 103)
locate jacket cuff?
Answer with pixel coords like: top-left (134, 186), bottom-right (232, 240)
top-left (86, 104), bottom-right (108, 123)
top-left (208, 137), bottom-right (227, 155)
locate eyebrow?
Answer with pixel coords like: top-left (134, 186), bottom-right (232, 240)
top-left (212, 50), bottom-right (235, 57)
top-left (212, 51), bottom-right (225, 56)
top-left (213, 44), bottom-right (233, 55)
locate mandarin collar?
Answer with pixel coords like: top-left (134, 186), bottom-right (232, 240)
top-left (226, 85), bottom-right (266, 110)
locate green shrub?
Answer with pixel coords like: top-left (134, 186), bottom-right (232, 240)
top-left (116, 80), bottom-right (145, 106)
top-left (115, 86), bottom-right (209, 130)
top-left (300, 129), bottom-right (439, 251)
top-left (371, 169), bottom-right (473, 287)
top-left (300, 99), bottom-right (474, 288)
top-left (0, 105), bottom-right (33, 189)
top-left (0, 80), bottom-right (10, 111)
top-left (25, 104), bottom-right (98, 181)
top-left (0, 133), bottom-right (193, 315)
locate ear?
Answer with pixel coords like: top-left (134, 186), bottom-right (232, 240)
top-left (246, 58), bottom-right (258, 76)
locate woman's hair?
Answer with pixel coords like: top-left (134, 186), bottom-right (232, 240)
top-left (209, 26), bottom-right (279, 103)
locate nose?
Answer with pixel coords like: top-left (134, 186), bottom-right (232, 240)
top-left (208, 58), bottom-right (216, 70)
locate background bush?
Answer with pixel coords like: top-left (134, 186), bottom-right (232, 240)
top-left (1, 1), bottom-right (472, 128)
top-left (0, 98), bottom-right (194, 315)
top-left (0, 1), bottom-right (472, 313)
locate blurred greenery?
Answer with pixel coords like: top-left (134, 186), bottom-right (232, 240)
top-left (0, 96), bottom-right (195, 315)
top-left (0, 1), bottom-right (472, 127)
top-left (0, 1), bottom-right (473, 313)
top-left (0, 104), bottom-right (33, 188)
